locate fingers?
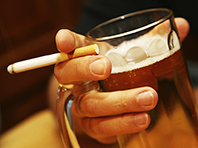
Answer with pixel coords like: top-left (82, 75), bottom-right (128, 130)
top-left (72, 87), bottom-right (158, 118)
top-left (71, 87), bottom-right (158, 143)
top-left (54, 55), bottom-right (111, 84)
top-left (175, 17), bottom-right (190, 42)
top-left (80, 112), bottom-right (150, 143)
top-left (54, 29), bottom-right (112, 84)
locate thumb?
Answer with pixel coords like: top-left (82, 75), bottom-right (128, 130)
top-left (175, 17), bottom-right (190, 42)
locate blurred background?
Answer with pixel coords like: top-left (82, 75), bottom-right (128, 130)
top-left (0, 1), bottom-right (198, 147)
top-left (0, 0), bottom-right (85, 134)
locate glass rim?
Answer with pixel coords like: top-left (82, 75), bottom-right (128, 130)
top-left (86, 8), bottom-right (173, 41)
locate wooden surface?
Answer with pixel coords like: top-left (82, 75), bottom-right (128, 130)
top-left (0, 0), bottom-right (84, 133)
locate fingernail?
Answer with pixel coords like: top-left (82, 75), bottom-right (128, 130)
top-left (89, 58), bottom-right (107, 75)
top-left (136, 91), bottom-right (154, 107)
top-left (132, 113), bottom-right (148, 126)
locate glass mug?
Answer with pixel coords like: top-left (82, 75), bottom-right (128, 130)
top-left (57, 8), bottom-right (198, 148)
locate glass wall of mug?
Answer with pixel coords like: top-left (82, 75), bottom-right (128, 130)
top-left (86, 8), bottom-right (198, 148)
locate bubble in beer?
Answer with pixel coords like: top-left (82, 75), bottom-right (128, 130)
top-left (106, 51), bottom-right (127, 67)
top-left (148, 38), bottom-right (168, 56)
top-left (126, 46), bottom-right (148, 64)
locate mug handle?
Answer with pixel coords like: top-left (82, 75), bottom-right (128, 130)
top-left (57, 85), bottom-right (81, 148)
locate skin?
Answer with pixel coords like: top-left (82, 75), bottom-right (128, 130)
top-left (50, 18), bottom-right (190, 146)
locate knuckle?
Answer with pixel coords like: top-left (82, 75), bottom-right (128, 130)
top-left (80, 118), bottom-right (97, 136)
top-left (73, 94), bottom-right (85, 117)
top-left (119, 95), bottom-right (132, 112)
top-left (77, 94), bottom-right (98, 117)
top-left (73, 93), bottom-right (98, 117)
top-left (83, 99), bottom-right (98, 117)
top-left (79, 117), bottom-right (89, 131)
top-left (54, 64), bottom-right (67, 84)
top-left (96, 122), bottom-right (110, 135)
top-left (54, 59), bottom-right (83, 84)
top-left (54, 65), bottom-right (60, 79)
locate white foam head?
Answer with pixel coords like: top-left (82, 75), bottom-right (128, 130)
top-left (105, 30), bottom-right (180, 73)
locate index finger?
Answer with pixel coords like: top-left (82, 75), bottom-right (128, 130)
top-left (55, 29), bottom-right (93, 53)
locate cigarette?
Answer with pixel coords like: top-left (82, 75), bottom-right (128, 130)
top-left (7, 44), bottom-right (99, 74)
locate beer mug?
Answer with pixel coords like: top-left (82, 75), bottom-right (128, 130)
top-left (86, 8), bottom-right (198, 148)
top-left (57, 8), bottom-right (198, 148)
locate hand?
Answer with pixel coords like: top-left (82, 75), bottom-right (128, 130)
top-left (54, 18), bottom-right (189, 145)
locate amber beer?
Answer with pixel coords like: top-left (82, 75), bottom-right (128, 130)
top-left (86, 8), bottom-right (198, 148)
top-left (100, 48), bottom-right (198, 147)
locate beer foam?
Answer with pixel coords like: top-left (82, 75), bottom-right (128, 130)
top-left (105, 30), bottom-right (180, 73)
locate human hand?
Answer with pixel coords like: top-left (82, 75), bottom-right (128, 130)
top-left (54, 17), bottom-right (189, 144)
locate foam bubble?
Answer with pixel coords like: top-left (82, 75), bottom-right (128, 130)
top-left (126, 46), bottom-right (148, 64)
top-left (148, 37), bottom-right (169, 56)
top-left (106, 52), bottom-right (127, 67)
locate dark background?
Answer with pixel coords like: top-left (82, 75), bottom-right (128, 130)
top-left (0, 0), bottom-right (85, 133)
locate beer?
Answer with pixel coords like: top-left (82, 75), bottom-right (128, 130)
top-left (86, 8), bottom-right (198, 148)
top-left (100, 32), bottom-right (198, 148)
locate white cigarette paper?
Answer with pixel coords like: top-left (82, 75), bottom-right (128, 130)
top-left (7, 44), bottom-right (99, 74)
